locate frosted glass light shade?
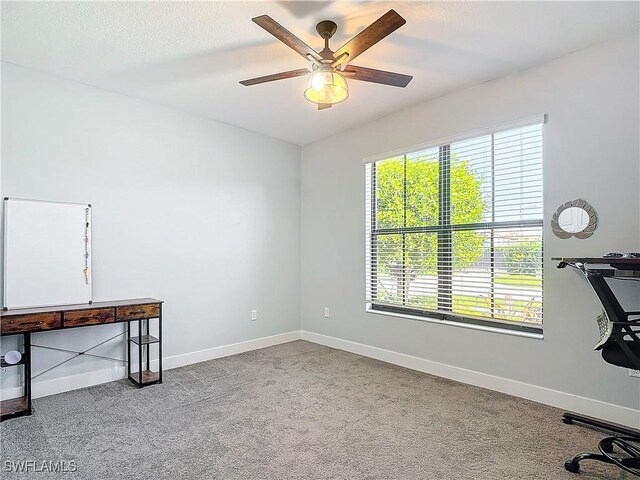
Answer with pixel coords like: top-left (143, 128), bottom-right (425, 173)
top-left (304, 70), bottom-right (348, 105)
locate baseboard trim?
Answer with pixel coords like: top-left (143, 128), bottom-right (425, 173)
top-left (154, 330), bottom-right (301, 370)
top-left (1, 331), bottom-right (301, 400)
top-left (300, 330), bottom-right (640, 429)
top-left (1, 366), bottom-right (129, 401)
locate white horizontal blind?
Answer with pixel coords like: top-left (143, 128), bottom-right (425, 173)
top-left (365, 123), bottom-right (543, 329)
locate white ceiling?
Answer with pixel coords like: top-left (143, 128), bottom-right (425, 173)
top-left (2, 1), bottom-right (639, 145)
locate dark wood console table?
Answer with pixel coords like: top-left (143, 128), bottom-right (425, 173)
top-left (0, 298), bottom-right (163, 421)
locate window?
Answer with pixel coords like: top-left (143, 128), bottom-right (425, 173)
top-left (365, 120), bottom-right (543, 333)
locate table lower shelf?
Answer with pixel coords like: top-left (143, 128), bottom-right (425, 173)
top-left (129, 335), bottom-right (159, 345)
top-left (128, 370), bottom-right (161, 387)
top-left (0, 396), bottom-right (30, 420)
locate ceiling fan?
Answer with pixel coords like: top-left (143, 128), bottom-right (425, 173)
top-left (240, 10), bottom-right (412, 110)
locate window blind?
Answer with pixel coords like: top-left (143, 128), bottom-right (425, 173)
top-left (365, 122), bottom-right (543, 331)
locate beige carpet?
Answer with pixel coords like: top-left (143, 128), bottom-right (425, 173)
top-left (0, 340), bottom-right (631, 479)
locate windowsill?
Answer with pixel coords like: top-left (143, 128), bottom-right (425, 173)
top-left (365, 304), bottom-right (544, 340)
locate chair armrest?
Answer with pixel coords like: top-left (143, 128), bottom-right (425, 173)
top-left (612, 320), bottom-right (640, 325)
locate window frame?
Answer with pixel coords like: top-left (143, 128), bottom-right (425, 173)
top-left (366, 128), bottom-right (544, 335)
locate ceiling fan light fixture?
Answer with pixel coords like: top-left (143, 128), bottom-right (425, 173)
top-left (304, 69), bottom-right (348, 105)
top-left (242, 11), bottom-right (412, 109)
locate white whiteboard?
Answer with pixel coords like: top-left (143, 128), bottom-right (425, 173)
top-left (3, 198), bottom-right (92, 309)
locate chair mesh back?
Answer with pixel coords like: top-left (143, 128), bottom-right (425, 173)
top-left (594, 309), bottom-right (613, 351)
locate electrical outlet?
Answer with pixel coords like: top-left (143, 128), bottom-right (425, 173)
top-left (629, 369), bottom-right (640, 378)
top-left (324, 307), bottom-right (330, 318)
top-left (251, 310), bottom-right (258, 321)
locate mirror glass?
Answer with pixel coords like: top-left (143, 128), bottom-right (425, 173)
top-left (3, 351), bottom-right (22, 365)
top-left (558, 207), bottom-right (590, 233)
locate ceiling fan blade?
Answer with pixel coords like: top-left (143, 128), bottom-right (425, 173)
top-left (344, 65), bottom-right (412, 87)
top-left (332, 10), bottom-right (406, 67)
top-left (240, 68), bottom-right (310, 86)
top-left (252, 15), bottom-right (322, 62)
top-left (318, 103), bottom-right (332, 110)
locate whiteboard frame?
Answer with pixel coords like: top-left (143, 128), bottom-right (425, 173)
top-left (2, 197), bottom-right (93, 310)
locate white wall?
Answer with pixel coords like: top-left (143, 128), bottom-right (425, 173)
top-left (2, 32), bottom-right (639, 425)
top-left (301, 33), bottom-right (640, 418)
top-left (1, 63), bottom-right (301, 393)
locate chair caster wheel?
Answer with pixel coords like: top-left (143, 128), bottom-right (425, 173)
top-left (564, 460), bottom-right (580, 473)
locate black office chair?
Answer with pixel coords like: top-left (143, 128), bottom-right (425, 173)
top-left (559, 262), bottom-right (640, 476)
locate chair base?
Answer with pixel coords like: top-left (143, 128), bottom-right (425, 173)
top-left (563, 412), bottom-right (640, 477)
